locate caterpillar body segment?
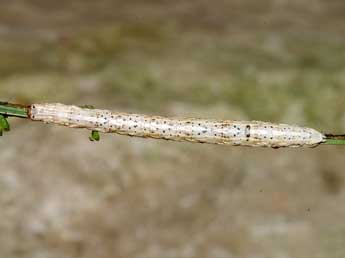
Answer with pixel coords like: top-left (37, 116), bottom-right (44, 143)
top-left (30, 103), bottom-right (326, 148)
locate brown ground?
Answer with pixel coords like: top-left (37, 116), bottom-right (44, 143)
top-left (1, 1), bottom-right (345, 257)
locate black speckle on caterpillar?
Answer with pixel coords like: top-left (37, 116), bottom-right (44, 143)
top-left (29, 103), bottom-right (326, 148)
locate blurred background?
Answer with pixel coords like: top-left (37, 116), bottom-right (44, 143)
top-left (0, 0), bottom-right (345, 257)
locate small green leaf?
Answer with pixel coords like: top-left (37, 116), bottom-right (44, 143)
top-left (0, 115), bottom-right (10, 132)
top-left (89, 130), bottom-right (100, 142)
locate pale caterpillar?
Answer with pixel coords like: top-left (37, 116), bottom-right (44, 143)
top-left (28, 103), bottom-right (326, 148)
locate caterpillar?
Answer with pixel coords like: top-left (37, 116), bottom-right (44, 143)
top-left (28, 103), bottom-right (326, 148)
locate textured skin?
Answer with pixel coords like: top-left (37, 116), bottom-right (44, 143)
top-left (30, 103), bottom-right (326, 148)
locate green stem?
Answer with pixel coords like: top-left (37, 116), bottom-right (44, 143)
top-left (0, 102), bottom-right (29, 118)
top-left (324, 139), bottom-right (345, 145)
top-left (323, 134), bottom-right (345, 145)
